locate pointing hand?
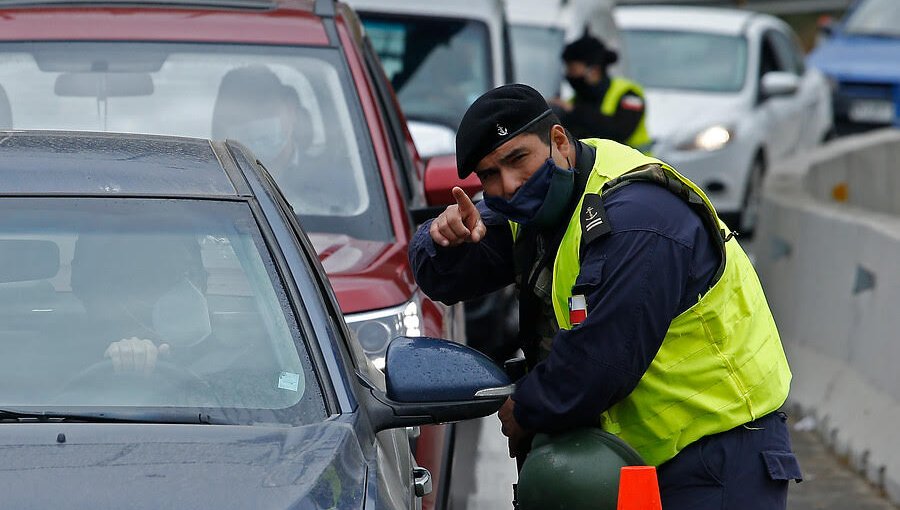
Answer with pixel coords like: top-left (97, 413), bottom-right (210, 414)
top-left (429, 187), bottom-right (487, 247)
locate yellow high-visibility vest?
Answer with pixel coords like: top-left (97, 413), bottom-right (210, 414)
top-left (526, 139), bottom-right (791, 466)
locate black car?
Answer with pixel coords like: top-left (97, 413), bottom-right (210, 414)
top-left (0, 131), bottom-right (510, 509)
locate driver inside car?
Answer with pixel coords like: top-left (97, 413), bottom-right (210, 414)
top-left (70, 232), bottom-right (214, 375)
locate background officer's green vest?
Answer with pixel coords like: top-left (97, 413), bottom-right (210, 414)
top-left (599, 77), bottom-right (652, 153)
top-left (543, 139), bottom-right (791, 466)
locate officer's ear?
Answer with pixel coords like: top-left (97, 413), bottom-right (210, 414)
top-left (550, 124), bottom-right (573, 166)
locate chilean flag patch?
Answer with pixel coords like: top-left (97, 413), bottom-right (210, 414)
top-left (569, 294), bottom-right (587, 326)
top-left (620, 95), bottom-right (644, 112)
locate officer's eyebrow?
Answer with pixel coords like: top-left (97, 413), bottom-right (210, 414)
top-left (498, 147), bottom-right (529, 164)
top-left (475, 145), bottom-right (530, 177)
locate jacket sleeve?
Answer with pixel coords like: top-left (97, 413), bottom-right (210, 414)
top-left (408, 201), bottom-right (516, 305)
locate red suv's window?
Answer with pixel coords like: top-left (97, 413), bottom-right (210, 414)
top-left (0, 42), bottom-right (392, 242)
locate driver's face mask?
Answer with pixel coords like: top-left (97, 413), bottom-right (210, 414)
top-left (151, 278), bottom-right (212, 347)
top-left (483, 133), bottom-right (575, 229)
top-left (229, 116), bottom-right (286, 163)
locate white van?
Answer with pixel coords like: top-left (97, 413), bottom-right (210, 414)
top-left (505, 0), bottom-right (627, 99)
top-left (347, 0), bottom-right (513, 158)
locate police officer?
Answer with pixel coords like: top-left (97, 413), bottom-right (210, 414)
top-left (551, 34), bottom-right (651, 153)
top-left (409, 84), bottom-right (802, 509)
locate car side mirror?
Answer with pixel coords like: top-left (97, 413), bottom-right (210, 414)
top-left (360, 336), bottom-right (512, 432)
top-left (760, 71), bottom-right (800, 99)
top-left (410, 155), bottom-right (484, 224)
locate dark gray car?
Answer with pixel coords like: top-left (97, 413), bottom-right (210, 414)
top-left (0, 131), bottom-right (511, 509)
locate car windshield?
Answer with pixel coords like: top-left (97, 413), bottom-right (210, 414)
top-left (622, 30), bottom-right (748, 93)
top-left (0, 198), bottom-right (326, 424)
top-left (843, 0), bottom-right (900, 37)
top-left (0, 42), bottom-right (391, 242)
top-left (362, 13), bottom-right (492, 130)
top-left (511, 24), bottom-right (566, 98)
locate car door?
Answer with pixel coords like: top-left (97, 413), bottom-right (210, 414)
top-left (758, 27), bottom-right (805, 160)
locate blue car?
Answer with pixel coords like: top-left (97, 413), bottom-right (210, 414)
top-left (0, 131), bottom-right (511, 509)
top-left (808, 0), bottom-right (900, 134)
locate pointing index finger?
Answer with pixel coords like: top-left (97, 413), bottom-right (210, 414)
top-left (452, 187), bottom-right (475, 214)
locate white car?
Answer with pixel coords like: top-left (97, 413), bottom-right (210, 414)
top-left (347, 0), bottom-right (512, 158)
top-left (505, 0), bottom-right (627, 99)
top-left (616, 6), bottom-right (833, 232)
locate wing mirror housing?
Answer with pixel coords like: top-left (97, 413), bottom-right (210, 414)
top-left (410, 156), bottom-right (483, 224)
top-left (360, 336), bottom-right (513, 432)
top-left (423, 155), bottom-right (482, 206)
top-left (761, 71), bottom-right (800, 99)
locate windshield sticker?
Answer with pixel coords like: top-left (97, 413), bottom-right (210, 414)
top-left (278, 371), bottom-right (301, 392)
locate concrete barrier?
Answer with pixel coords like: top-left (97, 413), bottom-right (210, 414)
top-left (756, 128), bottom-right (900, 502)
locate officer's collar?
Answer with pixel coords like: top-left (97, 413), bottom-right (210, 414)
top-left (573, 140), bottom-right (595, 191)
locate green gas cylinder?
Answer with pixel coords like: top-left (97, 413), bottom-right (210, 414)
top-left (516, 428), bottom-right (646, 510)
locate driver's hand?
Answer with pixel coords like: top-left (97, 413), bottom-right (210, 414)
top-left (104, 337), bottom-right (170, 375)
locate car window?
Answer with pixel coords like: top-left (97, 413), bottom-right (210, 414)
top-left (766, 30), bottom-right (803, 76)
top-left (759, 34), bottom-right (783, 78)
top-left (0, 198), bottom-right (326, 423)
top-left (844, 0), bottom-right (900, 37)
top-left (510, 24), bottom-right (566, 98)
top-left (362, 35), bottom-right (423, 208)
top-left (361, 13), bottom-right (492, 129)
top-left (622, 30), bottom-right (748, 92)
top-left (0, 42), bottom-right (392, 243)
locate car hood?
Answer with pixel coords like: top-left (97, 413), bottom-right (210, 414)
top-left (309, 232), bottom-right (417, 314)
top-left (0, 421), bottom-right (366, 509)
top-left (809, 35), bottom-right (900, 82)
top-left (644, 89), bottom-right (744, 143)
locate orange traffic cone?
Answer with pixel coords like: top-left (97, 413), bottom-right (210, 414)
top-left (617, 466), bottom-right (662, 510)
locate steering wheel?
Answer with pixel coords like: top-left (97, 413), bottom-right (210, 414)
top-left (52, 359), bottom-right (210, 405)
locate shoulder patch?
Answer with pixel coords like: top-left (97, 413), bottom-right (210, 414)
top-left (620, 95), bottom-right (645, 112)
top-left (581, 193), bottom-right (612, 245)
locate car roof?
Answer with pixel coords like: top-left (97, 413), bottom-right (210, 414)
top-left (347, 0), bottom-right (503, 23)
top-left (615, 5), bottom-right (759, 36)
top-left (0, 131), bottom-right (244, 197)
top-left (0, 0), bottom-right (330, 45)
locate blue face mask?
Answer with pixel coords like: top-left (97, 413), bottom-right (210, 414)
top-left (483, 144), bottom-right (575, 229)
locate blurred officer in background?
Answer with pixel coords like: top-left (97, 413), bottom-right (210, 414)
top-left (409, 83), bottom-right (801, 509)
top-left (552, 33), bottom-right (652, 153)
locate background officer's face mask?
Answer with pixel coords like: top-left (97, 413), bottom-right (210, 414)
top-left (566, 74), bottom-right (603, 102)
top-left (151, 278), bottom-right (212, 347)
top-left (484, 139), bottom-right (574, 228)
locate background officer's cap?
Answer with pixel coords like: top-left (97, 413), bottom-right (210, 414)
top-left (562, 33), bottom-right (619, 67)
top-left (456, 84), bottom-right (551, 179)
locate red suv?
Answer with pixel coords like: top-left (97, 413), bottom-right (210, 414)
top-left (0, 0), bottom-right (468, 508)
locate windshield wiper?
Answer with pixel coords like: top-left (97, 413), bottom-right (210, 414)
top-left (0, 408), bottom-right (227, 424)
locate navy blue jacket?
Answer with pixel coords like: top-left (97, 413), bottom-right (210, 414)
top-left (409, 160), bottom-right (721, 432)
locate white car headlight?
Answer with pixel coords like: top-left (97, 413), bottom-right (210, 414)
top-left (677, 125), bottom-right (734, 152)
top-left (346, 299), bottom-right (423, 370)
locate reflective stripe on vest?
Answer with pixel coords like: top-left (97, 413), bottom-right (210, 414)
top-left (600, 77), bottom-right (652, 154)
top-left (549, 139), bottom-right (791, 466)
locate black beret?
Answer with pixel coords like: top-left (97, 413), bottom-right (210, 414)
top-left (561, 34), bottom-right (618, 67)
top-left (456, 84), bottom-right (552, 178)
